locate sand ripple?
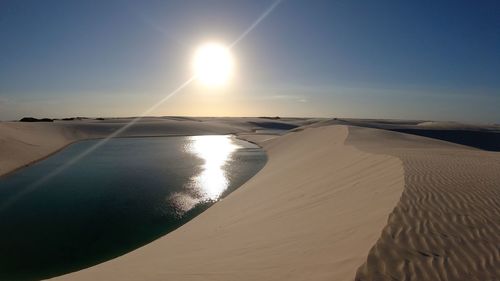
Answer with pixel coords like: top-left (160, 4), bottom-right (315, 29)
top-left (351, 127), bottom-right (500, 281)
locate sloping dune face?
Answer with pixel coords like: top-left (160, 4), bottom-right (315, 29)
top-left (0, 122), bottom-right (74, 176)
top-left (52, 125), bottom-right (404, 281)
top-left (350, 127), bottom-right (500, 281)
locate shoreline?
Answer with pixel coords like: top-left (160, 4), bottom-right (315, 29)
top-left (0, 133), bottom-right (268, 179)
top-left (0, 131), bottom-right (269, 280)
top-left (0, 141), bottom-right (76, 179)
top-left (0, 118), bottom-right (292, 178)
top-left (50, 125), bottom-right (406, 281)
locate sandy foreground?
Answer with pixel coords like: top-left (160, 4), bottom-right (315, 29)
top-left (1, 118), bottom-right (500, 280)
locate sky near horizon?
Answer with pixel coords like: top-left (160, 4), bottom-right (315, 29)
top-left (0, 0), bottom-right (499, 123)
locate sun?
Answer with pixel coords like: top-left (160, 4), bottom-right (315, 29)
top-left (192, 42), bottom-right (234, 86)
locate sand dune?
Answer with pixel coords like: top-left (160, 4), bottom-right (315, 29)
top-left (0, 122), bottom-right (75, 177)
top-left (2, 118), bottom-right (500, 280)
top-left (49, 125), bottom-right (404, 281)
top-left (0, 117), bottom-right (307, 177)
top-left (349, 127), bottom-right (500, 280)
top-left (309, 118), bottom-right (500, 151)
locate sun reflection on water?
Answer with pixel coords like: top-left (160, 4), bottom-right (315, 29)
top-left (169, 135), bottom-right (241, 214)
top-left (187, 135), bottom-right (241, 199)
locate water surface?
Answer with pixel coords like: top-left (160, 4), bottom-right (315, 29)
top-left (0, 135), bottom-right (266, 280)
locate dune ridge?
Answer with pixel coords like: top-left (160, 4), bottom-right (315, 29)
top-left (49, 125), bottom-right (404, 280)
top-left (348, 127), bottom-right (500, 281)
top-left (0, 117), bottom-right (306, 177)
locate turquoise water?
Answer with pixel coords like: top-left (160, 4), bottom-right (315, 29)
top-left (0, 135), bottom-right (266, 280)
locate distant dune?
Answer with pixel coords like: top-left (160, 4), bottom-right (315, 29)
top-left (0, 117), bottom-right (308, 177)
top-left (1, 117), bottom-right (500, 280)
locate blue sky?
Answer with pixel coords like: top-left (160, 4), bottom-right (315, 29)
top-left (0, 0), bottom-right (499, 122)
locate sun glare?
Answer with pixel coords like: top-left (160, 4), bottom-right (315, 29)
top-left (193, 42), bottom-right (234, 86)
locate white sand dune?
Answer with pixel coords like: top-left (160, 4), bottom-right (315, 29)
top-left (50, 125), bottom-right (404, 281)
top-left (2, 118), bottom-right (500, 280)
top-left (0, 122), bottom-right (75, 177)
top-left (349, 127), bottom-right (500, 280)
top-left (0, 117), bottom-right (303, 177)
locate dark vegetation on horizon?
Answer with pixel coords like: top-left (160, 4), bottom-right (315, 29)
top-left (19, 117), bottom-right (53, 122)
top-left (19, 117), bottom-right (105, 122)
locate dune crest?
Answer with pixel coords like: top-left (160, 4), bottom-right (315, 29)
top-left (50, 125), bottom-right (404, 280)
top-left (349, 127), bottom-right (500, 281)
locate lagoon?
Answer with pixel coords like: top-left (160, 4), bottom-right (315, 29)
top-left (0, 135), bottom-right (266, 280)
